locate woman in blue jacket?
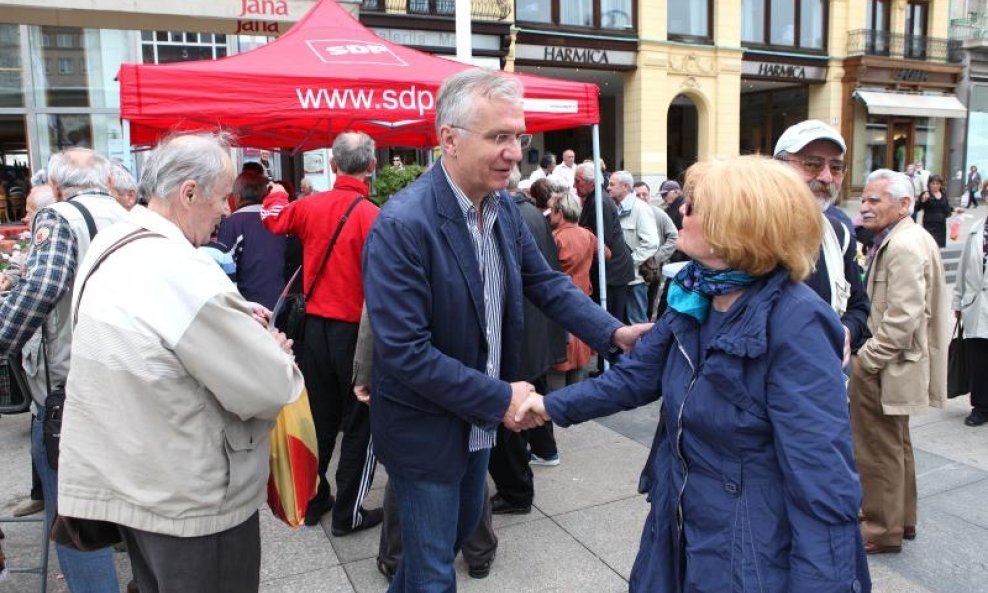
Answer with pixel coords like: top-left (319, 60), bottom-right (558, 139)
top-left (518, 156), bottom-right (870, 593)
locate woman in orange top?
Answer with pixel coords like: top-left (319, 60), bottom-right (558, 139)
top-left (547, 189), bottom-right (608, 389)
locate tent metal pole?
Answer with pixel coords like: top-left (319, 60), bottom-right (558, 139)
top-left (122, 119), bottom-right (135, 175)
top-left (592, 123), bottom-right (607, 317)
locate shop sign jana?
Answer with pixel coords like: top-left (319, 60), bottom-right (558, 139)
top-left (238, 0), bottom-right (289, 17)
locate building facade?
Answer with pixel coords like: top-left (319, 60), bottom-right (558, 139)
top-left (0, 0), bottom-right (513, 181)
top-left (950, 2), bottom-right (988, 198)
top-left (0, 0), bottom-right (965, 197)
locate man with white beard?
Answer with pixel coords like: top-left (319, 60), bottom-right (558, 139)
top-left (774, 120), bottom-right (870, 364)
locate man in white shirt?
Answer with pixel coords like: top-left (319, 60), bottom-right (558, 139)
top-left (914, 160), bottom-right (930, 196)
top-left (550, 149), bottom-right (576, 188)
top-left (528, 152), bottom-right (555, 183)
top-left (608, 170), bottom-right (658, 324)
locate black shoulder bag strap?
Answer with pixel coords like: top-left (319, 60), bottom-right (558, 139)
top-left (40, 198), bottom-right (97, 396)
top-left (64, 199), bottom-right (97, 240)
top-left (301, 195), bottom-right (365, 302)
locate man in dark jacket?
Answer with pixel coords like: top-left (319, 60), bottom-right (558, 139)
top-left (774, 120), bottom-right (870, 357)
top-left (363, 69), bottom-right (646, 592)
top-left (488, 173), bottom-right (568, 515)
top-left (574, 162), bottom-right (634, 323)
top-left (217, 171), bottom-right (286, 309)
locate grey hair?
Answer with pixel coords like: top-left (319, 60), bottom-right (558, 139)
top-left (31, 169), bottom-right (48, 186)
top-left (109, 162), bottom-right (138, 195)
top-left (551, 191), bottom-right (582, 223)
top-left (139, 132), bottom-right (232, 203)
top-left (865, 168), bottom-right (915, 215)
top-left (611, 170), bottom-right (635, 191)
top-left (508, 166), bottom-right (521, 190)
top-left (233, 172), bottom-right (268, 205)
top-left (575, 162), bottom-right (596, 182)
top-left (47, 147), bottom-right (111, 193)
top-left (30, 185), bottom-right (55, 209)
top-left (436, 69), bottom-right (523, 138)
top-left (331, 131), bottom-right (375, 175)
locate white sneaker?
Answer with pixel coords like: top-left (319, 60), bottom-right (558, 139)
top-left (11, 498), bottom-right (44, 517)
top-left (529, 453), bottom-right (560, 467)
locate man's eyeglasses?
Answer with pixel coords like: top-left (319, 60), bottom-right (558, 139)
top-left (777, 155), bottom-right (846, 176)
top-left (451, 125), bottom-right (532, 149)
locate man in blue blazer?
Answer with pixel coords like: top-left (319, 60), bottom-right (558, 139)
top-left (363, 69), bottom-right (646, 592)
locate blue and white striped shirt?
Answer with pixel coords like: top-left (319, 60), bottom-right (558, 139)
top-left (441, 163), bottom-right (505, 452)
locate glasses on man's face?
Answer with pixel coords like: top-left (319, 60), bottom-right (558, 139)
top-left (778, 155), bottom-right (846, 176)
top-left (451, 125), bottom-right (532, 149)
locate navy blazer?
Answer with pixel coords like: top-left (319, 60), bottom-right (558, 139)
top-left (363, 164), bottom-right (622, 482)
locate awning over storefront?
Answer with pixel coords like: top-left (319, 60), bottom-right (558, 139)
top-left (854, 90), bottom-right (967, 119)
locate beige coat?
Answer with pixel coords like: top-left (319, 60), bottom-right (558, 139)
top-left (857, 217), bottom-right (949, 415)
top-left (952, 219), bottom-right (988, 339)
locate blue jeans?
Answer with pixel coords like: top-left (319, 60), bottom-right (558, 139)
top-left (31, 409), bottom-right (119, 593)
top-left (626, 283), bottom-right (649, 324)
top-left (387, 448), bottom-right (490, 593)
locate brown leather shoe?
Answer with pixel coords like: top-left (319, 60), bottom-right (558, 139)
top-left (903, 526), bottom-right (916, 540)
top-left (864, 541), bottom-right (902, 554)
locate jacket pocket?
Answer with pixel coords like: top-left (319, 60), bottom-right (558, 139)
top-left (221, 419), bottom-right (269, 511)
top-left (869, 274), bottom-right (888, 306)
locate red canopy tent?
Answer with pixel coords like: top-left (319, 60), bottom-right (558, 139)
top-left (118, 0), bottom-right (599, 151)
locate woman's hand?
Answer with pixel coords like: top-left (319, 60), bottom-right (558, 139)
top-left (514, 392), bottom-right (550, 424)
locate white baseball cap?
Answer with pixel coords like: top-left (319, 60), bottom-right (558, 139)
top-left (773, 120), bottom-right (846, 156)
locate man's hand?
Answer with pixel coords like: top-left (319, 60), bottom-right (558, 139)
top-left (354, 385), bottom-right (371, 405)
top-left (842, 325), bottom-right (851, 366)
top-left (249, 302), bottom-right (272, 328)
top-left (612, 323), bottom-right (653, 353)
top-left (0, 275), bottom-right (11, 292)
top-left (514, 392), bottom-right (550, 424)
top-left (504, 381), bottom-right (543, 432)
top-left (271, 329), bottom-right (294, 355)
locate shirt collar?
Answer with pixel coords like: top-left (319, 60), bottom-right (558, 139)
top-left (440, 161), bottom-right (499, 217)
top-left (619, 193), bottom-right (636, 211)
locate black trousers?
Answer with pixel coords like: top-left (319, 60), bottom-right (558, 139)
top-left (30, 457), bottom-right (42, 500)
top-left (968, 338), bottom-right (988, 413)
top-left (302, 315), bottom-right (377, 529)
top-left (377, 480), bottom-right (497, 572)
top-left (120, 512), bottom-right (260, 593)
top-left (488, 376), bottom-right (556, 507)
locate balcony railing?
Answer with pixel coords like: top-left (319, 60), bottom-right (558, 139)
top-left (951, 12), bottom-right (988, 41)
top-left (847, 29), bottom-right (962, 64)
top-left (361, 0), bottom-right (510, 21)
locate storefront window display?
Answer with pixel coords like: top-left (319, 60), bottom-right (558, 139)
top-left (851, 101), bottom-right (945, 186)
top-left (0, 24), bottom-right (24, 108)
top-left (965, 86), bottom-right (988, 175)
top-left (30, 26), bottom-right (135, 109)
top-left (34, 113), bottom-right (125, 169)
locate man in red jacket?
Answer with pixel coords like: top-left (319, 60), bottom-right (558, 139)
top-left (262, 131), bottom-right (382, 534)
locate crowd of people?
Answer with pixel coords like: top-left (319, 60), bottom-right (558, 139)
top-left (0, 66), bottom-right (982, 593)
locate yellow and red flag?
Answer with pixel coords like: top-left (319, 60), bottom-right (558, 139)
top-left (267, 389), bottom-right (319, 528)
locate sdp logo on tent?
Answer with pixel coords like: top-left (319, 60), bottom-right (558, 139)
top-left (305, 39), bottom-right (408, 66)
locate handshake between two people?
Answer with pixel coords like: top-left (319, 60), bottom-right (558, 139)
top-left (501, 322), bottom-right (653, 432)
top-left (503, 382), bottom-right (550, 432)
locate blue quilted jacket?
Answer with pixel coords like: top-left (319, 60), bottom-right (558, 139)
top-left (547, 268), bottom-right (871, 593)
